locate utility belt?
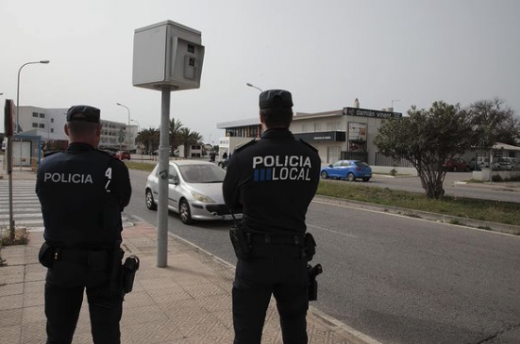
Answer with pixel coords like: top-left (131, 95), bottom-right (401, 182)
top-left (249, 233), bottom-right (304, 246)
top-left (38, 243), bottom-right (110, 267)
top-left (38, 242), bottom-right (140, 295)
top-left (229, 224), bottom-right (316, 261)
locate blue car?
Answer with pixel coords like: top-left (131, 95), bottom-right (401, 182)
top-left (320, 160), bottom-right (372, 182)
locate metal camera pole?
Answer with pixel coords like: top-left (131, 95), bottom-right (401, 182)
top-left (156, 87), bottom-right (171, 267)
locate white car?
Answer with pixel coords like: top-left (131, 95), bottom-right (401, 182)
top-left (145, 160), bottom-right (242, 224)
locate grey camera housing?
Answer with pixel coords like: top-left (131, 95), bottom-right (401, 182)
top-left (132, 20), bottom-right (205, 91)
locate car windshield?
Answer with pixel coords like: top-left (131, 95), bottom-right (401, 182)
top-left (179, 164), bottom-right (226, 183)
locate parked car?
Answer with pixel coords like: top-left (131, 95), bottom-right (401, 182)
top-left (145, 160), bottom-right (243, 224)
top-left (494, 157), bottom-right (520, 171)
top-left (115, 150), bottom-right (131, 160)
top-left (443, 158), bottom-right (470, 172)
top-left (320, 160), bottom-right (372, 182)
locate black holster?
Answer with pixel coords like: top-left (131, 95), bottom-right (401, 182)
top-left (307, 263), bottom-right (323, 301)
top-left (122, 255), bottom-right (140, 294)
top-left (229, 224), bottom-right (253, 260)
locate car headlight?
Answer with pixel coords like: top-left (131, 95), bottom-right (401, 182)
top-left (191, 191), bottom-right (216, 203)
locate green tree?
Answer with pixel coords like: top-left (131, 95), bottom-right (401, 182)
top-left (169, 118), bottom-right (183, 156)
top-left (178, 128), bottom-right (202, 158)
top-left (465, 98), bottom-right (520, 147)
top-left (374, 101), bottom-right (474, 199)
top-left (136, 128), bottom-right (159, 154)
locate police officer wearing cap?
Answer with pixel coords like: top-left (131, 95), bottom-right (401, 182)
top-left (223, 90), bottom-right (321, 344)
top-left (36, 105), bottom-right (132, 344)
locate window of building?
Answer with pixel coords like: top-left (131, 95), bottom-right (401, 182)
top-left (39, 123), bottom-right (45, 128)
top-left (39, 113), bottom-right (45, 118)
top-left (32, 123), bottom-right (38, 128)
top-left (315, 123), bottom-right (322, 132)
top-left (51, 118), bottom-right (54, 123)
top-left (326, 121), bottom-right (340, 131)
top-left (32, 112), bottom-right (38, 117)
top-left (50, 128), bottom-right (54, 133)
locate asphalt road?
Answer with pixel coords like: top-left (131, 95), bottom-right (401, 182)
top-left (126, 169), bottom-right (520, 344)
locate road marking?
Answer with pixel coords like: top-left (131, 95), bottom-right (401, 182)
top-left (307, 223), bottom-right (358, 238)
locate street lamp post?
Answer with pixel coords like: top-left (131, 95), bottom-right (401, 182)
top-left (16, 60), bottom-right (50, 134)
top-left (131, 119), bottom-right (140, 154)
top-left (131, 118), bottom-right (140, 132)
top-left (15, 60), bottom-right (50, 173)
top-left (116, 102), bottom-right (131, 149)
top-left (246, 83), bottom-right (263, 92)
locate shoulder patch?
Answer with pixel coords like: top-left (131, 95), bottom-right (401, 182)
top-left (234, 139), bottom-right (257, 152)
top-left (299, 139), bottom-right (318, 152)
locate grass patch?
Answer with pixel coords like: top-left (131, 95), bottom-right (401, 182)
top-left (1, 231), bottom-right (30, 246)
top-left (124, 161), bottom-right (155, 172)
top-left (317, 180), bottom-right (520, 226)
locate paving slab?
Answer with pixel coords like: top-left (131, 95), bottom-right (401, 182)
top-left (0, 221), bottom-right (377, 344)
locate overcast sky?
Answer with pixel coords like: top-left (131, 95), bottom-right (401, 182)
top-left (1, 0), bottom-right (519, 144)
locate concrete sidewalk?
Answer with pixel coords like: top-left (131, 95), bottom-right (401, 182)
top-left (0, 221), bottom-right (376, 344)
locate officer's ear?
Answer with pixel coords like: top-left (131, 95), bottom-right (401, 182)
top-left (64, 124), bottom-right (70, 137)
top-left (259, 111), bottom-right (267, 131)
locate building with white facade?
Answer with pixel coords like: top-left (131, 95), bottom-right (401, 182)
top-left (16, 106), bottom-right (137, 151)
top-left (217, 107), bottom-right (403, 165)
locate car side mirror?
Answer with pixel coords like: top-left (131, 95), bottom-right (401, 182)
top-left (168, 176), bottom-right (179, 185)
top-left (328, 164), bottom-right (333, 167)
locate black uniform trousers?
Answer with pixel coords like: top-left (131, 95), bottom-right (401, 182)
top-left (44, 249), bottom-right (123, 344)
top-left (232, 242), bottom-right (309, 344)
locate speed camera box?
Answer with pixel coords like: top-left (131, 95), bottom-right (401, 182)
top-left (132, 20), bottom-right (205, 91)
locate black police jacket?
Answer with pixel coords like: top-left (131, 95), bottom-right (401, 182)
top-left (36, 143), bottom-right (132, 248)
top-left (223, 128), bottom-right (321, 235)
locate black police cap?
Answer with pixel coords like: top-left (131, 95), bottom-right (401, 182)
top-left (66, 105), bottom-right (100, 123)
top-left (259, 89), bottom-right (293, 110)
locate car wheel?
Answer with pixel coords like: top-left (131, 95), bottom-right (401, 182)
top-left (320, 171), bottom-right (328, 179)
top-left (347, 173), bottom-right (355, 182)
top-left (362, 177), bottom-right (370, 182)
top-left (145, 189), bottom-right (157, 210)
top-left (179, 199), bottom-right (193, 224)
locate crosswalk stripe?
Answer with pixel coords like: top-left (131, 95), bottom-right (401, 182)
top-left (0, 181), bottom-right (44, 229)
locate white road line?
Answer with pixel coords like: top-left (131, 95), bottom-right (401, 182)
top-left (0, 208), bottom-right (42, 213)
top-left (0, 213), bottom-right (43, 219)
top-left (307, 223), bottom-right (358, 238)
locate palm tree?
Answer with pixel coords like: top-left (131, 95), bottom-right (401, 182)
top-left (169, 118), bottom-right (183, 156)
top-left (178, 128), bottom-right (202, 158)
top-left (136, 128), bottom-right (160, 154)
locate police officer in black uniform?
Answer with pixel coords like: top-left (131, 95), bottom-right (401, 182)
top-left (36, 105), bottom-right (132, 344)
top-left (223, 90), bottom-right (321, 344)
